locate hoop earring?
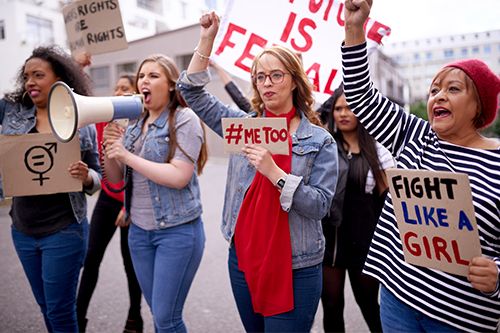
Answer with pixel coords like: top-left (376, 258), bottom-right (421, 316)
top-left (21, 90), bottom-right (31, 104)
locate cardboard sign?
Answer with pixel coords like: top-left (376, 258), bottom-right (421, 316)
top-left (63, 0), bottom-right (128, 56)
top-left (387, 169), bottom-right (482, 277)
top-left (221, 117), bottom-right (289, 155)
top-left (212, 0), bottom-right (390, 102)
top-left (0, 133), bottom-right (82, 197)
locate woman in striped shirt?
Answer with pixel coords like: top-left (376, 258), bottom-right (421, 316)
top-left (342, 1), bottom-right (500, 332)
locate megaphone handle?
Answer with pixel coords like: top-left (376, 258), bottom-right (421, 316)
top-left (100, 142), bottom-right (134, 193)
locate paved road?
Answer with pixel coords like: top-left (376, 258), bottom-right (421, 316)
top-left (0, 157), bottom-right (368, 333)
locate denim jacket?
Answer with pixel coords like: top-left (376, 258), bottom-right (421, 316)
top-left (0, 98), bottom-right (101, 223)
top-left (122, 106), bottom-right (203, 229)
top-left (178, 70), bottom-right (338, 269)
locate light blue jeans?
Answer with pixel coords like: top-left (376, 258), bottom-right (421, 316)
top-left (380, 285), bottom-right (459, 332)
top-left (128, 217), bottom-right (205, 333)
top-left (11, 219), bottom-right (88, 333)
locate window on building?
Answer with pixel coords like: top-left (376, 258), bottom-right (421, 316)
top-left (116, 62), bottom-right (137, 77)
top-left (461, 48), bottom-right (468, 56)
top-left (90, 66), bottom-right (110, 89)
top-left (444, 49), bottom-right (454, 58)
top-left (426, 52), bottom-right (432, 60)
top-left (26, 15), bottom-right (54, 45)
top-left (0, 20), bottom-right (5, 40)
top-left (176, 54), bottom-right (192, 71)
top-left (413, 53), bottom-right (420, 61)
top-left (137, 0), bottom-right (162, 13)
top-left (483, 45), bottom-right (491, 54)
top-left (472, 46), bottom-right (480, 54)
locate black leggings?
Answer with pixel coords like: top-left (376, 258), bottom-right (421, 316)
top-left (77, 190), bottom-right (142, 322)
top-left (321, 265), bottom-right (382, 333)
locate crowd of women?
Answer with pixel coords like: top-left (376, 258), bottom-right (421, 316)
top-left (0, 0), bottom-right (498, 332)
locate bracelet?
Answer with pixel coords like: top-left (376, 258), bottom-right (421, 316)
top-left (194, 47), bottom-right (210, 60)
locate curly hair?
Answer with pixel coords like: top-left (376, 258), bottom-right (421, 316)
top-left (4, 45), bottom-right (92, 107)
top-left (249, 45), bottom-right (321, 126)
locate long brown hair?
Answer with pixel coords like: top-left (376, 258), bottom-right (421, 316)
top-left (136, 55), bottom-right (207, 174)
top-left (249, 45), bottom-right (321, 126)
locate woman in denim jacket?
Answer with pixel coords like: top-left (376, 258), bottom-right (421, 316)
top-left (0, 45), bottom-right (100, 333)
top-left (177, 12), bottom-right (338, 332)
top-left (102, 54), bottom-right (207, 333)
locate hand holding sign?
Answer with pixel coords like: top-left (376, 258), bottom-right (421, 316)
top-left (221, 118), bottom-right (289, 155)
top-left (387, 169), bottom-right (482, 277)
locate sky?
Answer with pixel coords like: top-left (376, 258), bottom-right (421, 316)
top-left (368, 0), bottom-right (500, 43)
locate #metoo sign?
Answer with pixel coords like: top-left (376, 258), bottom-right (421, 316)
top-left (212, 0), bottom-right (390, 102)
top-left (387, 169), bottom-right (481, 277)
top-left (221, 118), bottom-right (289, 155)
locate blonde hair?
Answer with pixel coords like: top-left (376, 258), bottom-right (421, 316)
top-left (249, 45), bottom-right (321, 126)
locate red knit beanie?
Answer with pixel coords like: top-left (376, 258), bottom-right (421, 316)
top-left (445, 59), bottom-right (500, 128)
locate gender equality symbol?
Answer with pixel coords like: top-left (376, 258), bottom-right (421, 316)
top-left (24, 142), bottom-right (58, 186)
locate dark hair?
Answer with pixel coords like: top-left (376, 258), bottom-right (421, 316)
top-left (5, 45), bottom-right (92, 107)
top-left (324, 84), bottom-right (386, 192)
top-left (118, 73), bottom-right (136, 90)
top-left (249, 45), bottom-right (321, 126)
top-left (136, 54), bottom-right (207, 174)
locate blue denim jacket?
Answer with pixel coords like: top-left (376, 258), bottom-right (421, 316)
top-left (177, 70), bottom-right (338, 269)
top-left (122, 107), bottom-right (203, 229)
top-left (0, 98), bottom-right (101, 223)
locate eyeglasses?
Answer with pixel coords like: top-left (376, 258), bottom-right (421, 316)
top-left (253, 70), bottom-right (289, 85)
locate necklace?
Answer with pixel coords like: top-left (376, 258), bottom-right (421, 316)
top-left (347, 150), bottom-right (353, 160)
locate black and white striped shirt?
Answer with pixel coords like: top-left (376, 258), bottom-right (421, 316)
top-left (342, 42), bottom-right (500, 332)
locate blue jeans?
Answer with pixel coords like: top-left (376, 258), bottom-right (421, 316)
top-left (11, 219), bottom-right (88, 333)
top-left (128, 217), bottom-right (205, 333)
top-left (380, 285), bottom-right (458, 332)
top-left (228, 246), bottom-right (322, 332)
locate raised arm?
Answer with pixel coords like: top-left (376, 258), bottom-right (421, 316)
top-left (187, 11), bottom-right (220, 75)
top-left (344, 0), bottom-right (371, 46)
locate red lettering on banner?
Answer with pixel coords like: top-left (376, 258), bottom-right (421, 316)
top-left (262, 127), bottom-right (288, 143)
top-left (306, 62), bottom-right (320, 92)
top-left (234, 33), bottom-right (268, 72)
top-left (336, 2), bottom-right (344, 26)
top-left (404, 232), bottom-right (469, 266)
top-left (245, 128), bottom-right (262, 144)
top-left (324, 68), bottom-right (338, 95)
top-left (367, 21), bottom-right (391, 44)
top-left (280, 12), bottom-right (297, 44)
top-left (308, 0), bottom-right (335, 21)
top-left (280, 12), bottom-right (316, 52)
top-left (291, 17), bottom-right (316, 52)
top-left (215, 23), bottom-right (247, 55)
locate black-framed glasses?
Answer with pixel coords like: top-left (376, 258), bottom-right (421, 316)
top-left (253, 70), bottom-right (289, 85)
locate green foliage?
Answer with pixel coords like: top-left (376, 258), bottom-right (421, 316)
top-left (410, 101), bottom-right (428, 121)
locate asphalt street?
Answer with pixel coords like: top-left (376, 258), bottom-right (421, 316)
top-left (0, 157), bottom-right (368, 333)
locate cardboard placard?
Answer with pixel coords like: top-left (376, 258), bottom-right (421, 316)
top-left (63, 0), bottom-right (128, 56)
top-left (387, 169), bottom-right (482, 276)
top-left (221, 117), bottom-right (289, 155)
top-left (0, 133), bottom-right (82, 197)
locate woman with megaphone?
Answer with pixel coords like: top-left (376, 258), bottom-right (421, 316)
top-left (102, 54), bottom-right (208, 333)
top-left (77, 74), bottom-right (144, 333)
top-left (0, 45), bottom-right (101, 332)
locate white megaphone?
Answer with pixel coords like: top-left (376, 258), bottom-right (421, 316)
top-left (48, 81), bottom-right (143, 142)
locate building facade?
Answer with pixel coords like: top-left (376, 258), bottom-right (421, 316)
top-left (0, 0), bottom-right (211, 95)
top-left (382, 29), bottom-right (500, 104)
